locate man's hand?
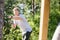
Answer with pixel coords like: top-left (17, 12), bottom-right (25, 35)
top-left (12, 24), bottom-right (16, 28)
top-left (8, 16), bottom-right (12, 18)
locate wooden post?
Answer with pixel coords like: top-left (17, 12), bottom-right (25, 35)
top-left (0, 0), bottom-right (4, 40)
top-left (39, 0), bottom-right (50, 40)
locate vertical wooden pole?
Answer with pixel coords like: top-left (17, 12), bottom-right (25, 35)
top-left (0, 0), bottom-right (4, 40)
top-left (39, 0), bottom-right (50, 40)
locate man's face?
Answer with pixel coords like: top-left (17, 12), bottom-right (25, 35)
top-left (13, 9), bottom-right (19, 16)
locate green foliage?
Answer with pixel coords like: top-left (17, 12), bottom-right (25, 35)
top-left (3, 0), bottom-right (60, 40)
top-left (3, 0), bottom-right (40, 40)
top-left (48, 0), bottom-right (60, 40)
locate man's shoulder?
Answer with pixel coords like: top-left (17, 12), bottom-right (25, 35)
top-left (19, 14), bottom-right (25, 17)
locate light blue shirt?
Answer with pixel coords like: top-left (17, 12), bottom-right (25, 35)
top-left (13, 14), bottom-right (32, 34)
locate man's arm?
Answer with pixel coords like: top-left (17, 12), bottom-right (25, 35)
top-left (8, 16), bottom-right (17, 28)
top-left (13, 16), bottom-right (23, 20)
top-left (12, 20), bottom-right (16, 28)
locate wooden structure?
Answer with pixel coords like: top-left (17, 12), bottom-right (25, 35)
top-left (39, 0), bottom-right (50, 40)
top-left (0, 0), bottom-right (4, 40)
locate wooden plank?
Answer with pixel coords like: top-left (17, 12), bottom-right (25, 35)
top-left (39, 0), bottom-right (50, 40)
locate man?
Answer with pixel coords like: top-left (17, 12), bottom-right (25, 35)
top-left (11, 7), bottom-right (32, 40)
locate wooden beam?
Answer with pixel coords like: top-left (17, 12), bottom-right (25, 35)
top-left (39, 0), bottom-right (50, 40)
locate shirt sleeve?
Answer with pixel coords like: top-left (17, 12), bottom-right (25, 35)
top-left (20, 14), bottom-right (27, 21)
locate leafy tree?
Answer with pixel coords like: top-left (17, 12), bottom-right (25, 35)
top-left (3, 0), bottom-right (60, 40)
top-left (3, 0), bottom-right (40, 40)
top-left (48, 0), bottom-right (60, 40)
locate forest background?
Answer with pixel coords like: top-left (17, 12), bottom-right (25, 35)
top-left (3, 0), bottom-right (60, 40)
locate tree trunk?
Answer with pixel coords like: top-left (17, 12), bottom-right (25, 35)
top-left (32, 0), bottom-right (34, 15)
top-left (0, 0), bottom-right (4, 40)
